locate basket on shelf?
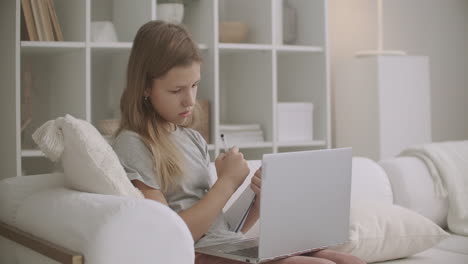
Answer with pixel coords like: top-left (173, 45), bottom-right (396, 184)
top-left (219, 21), bottom-right (249, 43)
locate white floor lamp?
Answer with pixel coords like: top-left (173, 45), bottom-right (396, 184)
top-left (334, 0), bottom-right (432, 160)
top-left (355, 0), bottom-right (406, 57)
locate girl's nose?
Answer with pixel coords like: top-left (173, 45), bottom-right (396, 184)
top-left (182, 89), bottom-right (195, 107)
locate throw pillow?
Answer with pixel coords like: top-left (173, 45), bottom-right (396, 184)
top-left (33, 114), bottom-right (143, 198)
top-left (330, 201), bottom-right (450, 263)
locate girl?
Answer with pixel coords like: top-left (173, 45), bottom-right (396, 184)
top-left (112, 21), bottom-right (364, 264)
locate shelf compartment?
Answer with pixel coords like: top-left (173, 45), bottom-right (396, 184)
top-left (219, 50), bottom-right (273, 142)
top-left (218, 0), bottom-right (272, 44)
top-left (181, 0), bottom-right (215, 48)
top-left (278, 0), bottom-right (326, 46)
top-left (277, 52), bottom-right (327, 141)
top-left (21, 157), bottom-right (56, 176)
top-left (91, 0), bottom-right (152, 42)
top-left (232, 142), bottom-right (273, 149)
top-left (240, 147), bottom-right (273, 161)
top-left (34, 0), bottom-right (86, 41)
top-left (20, 49), bottom-right (86, 150)
top-left (91, 48), bottom-right (130, 127)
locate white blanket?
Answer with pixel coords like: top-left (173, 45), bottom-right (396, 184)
top-left (400, 140), bottom-right (468, 235)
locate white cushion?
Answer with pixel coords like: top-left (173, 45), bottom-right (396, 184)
top-left (331, 201), bottom-right (450, 263)
top-left (379, 157), bottom-right (449, 228)
top-left (351, 157), bottom-right (393, 205)
top-left (34, 115), bottom-right (143, 198)
top-left (15, 188), bottom-right (194, 264)
top-left (212, 157), bottom-right (393, 209)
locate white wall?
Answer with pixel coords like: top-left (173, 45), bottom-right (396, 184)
top-left (329, 0), bottom-right (468, 144)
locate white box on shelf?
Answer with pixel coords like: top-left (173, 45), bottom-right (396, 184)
top-left (277, 103), bottom-right (314, 142)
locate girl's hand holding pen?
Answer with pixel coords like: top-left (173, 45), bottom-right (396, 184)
top-left (215, 146), bottom-right (250, 190)
top-left (220, 134), bottom-right (229, 153)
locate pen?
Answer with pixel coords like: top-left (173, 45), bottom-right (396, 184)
top-left (220, 134), bottom-right (229, 152)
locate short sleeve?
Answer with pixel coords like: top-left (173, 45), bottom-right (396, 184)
top-left (112, 131), bottom-right (161, 190)
top-left (186, 128), bottom-right (210, 166)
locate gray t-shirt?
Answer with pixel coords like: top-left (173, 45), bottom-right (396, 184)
top-left (112, 127), bottom-right (245, 247)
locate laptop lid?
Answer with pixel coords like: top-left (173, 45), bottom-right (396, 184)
top-left (258, 148), bottom-right (352, 260)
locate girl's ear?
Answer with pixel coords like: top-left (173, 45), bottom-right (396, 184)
top-left (143, 88), bottom-right (151, 97)
top-left (145, 79), bottom-right (155, 97)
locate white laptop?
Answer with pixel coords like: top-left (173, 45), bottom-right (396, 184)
top-left (196, 148), bottom-right (352, 263)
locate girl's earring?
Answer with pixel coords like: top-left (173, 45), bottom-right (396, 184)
top-left (143, 96), bottom-right (151, 107)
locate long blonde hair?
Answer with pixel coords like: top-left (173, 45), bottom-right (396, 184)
top-left (117, 21), bottom-right (202, 193)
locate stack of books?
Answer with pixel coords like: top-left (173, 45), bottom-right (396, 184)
top-left (219, 124), bottom-right (264, 145)
top-left (21, 0), bottom-right (63, 41)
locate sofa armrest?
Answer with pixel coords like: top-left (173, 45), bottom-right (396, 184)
top-left (13, 188), bottom-right (194, 264)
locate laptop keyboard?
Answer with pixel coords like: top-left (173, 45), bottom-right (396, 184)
top-left (226, 246), bottom-right (259, 258)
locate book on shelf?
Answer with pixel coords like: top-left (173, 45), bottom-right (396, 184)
top-left (21, 11), bottom-right (29, 41)
top-left (26, 0), bottom-right (62, 41)
top-left (47, 0), bottom-right (63, 41)
top-left (38, 0), bottom-right (54, 41)
top-left (218, 137), bottom-right (265, 146)
top-left (221, 130), bottom-right (263, 137)
top-left (219, 123), bottom-right (265, 145)
top-left (30, 0), bottom-right (46, 41)
top-left (21, 0), bottom-right (38, 41)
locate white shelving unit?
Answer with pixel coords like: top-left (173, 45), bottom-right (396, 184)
top-left (1, 0), bottom-right (330, 178)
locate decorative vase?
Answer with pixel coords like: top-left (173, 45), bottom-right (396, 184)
top-left (157, 3), bottom-right (184, 24)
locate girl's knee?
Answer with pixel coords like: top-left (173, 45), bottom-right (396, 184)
top-left (275, 256), bottom-right (335, 264)
top-left (335, 254), bottom-right (366, 264)
top-left (314, 258), bottom-right (336, 264)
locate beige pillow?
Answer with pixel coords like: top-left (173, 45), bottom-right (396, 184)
top-left (331, 202), bottom-right (450, 263)
top-left (33, 114), bottom-right (143, 198)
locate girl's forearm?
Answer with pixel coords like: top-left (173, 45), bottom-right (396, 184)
top-left (178, 178), bottom-right (237, 242)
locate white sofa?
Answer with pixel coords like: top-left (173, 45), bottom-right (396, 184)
top-left (0, 156), bottom-right (467, 264)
